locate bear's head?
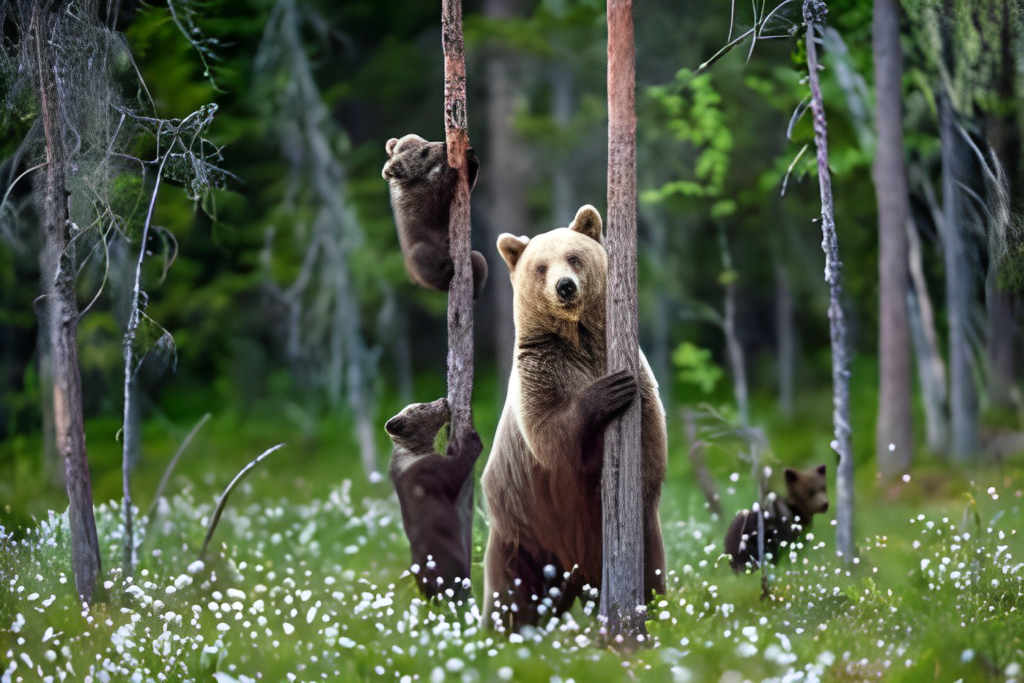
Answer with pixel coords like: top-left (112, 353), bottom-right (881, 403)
top-left (385, 398), bottom-right (450, 452)
top-left (784, 464), bottom-right (829, 516)
top-left (497, 205), bottom-right (606, 335)
top-left (382, 134), bottom-right (479, 190)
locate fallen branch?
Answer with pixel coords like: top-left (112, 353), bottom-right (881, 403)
top-left (199, 443), bottom-right (284, 559)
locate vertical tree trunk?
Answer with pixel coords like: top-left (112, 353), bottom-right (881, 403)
top-left (906, 217), bottom-right (950, 453)
top-left (33, 1), bottom-right (101, 602)
top-left (552, 63), bottom-right (575, 225)
top-left (484, 0), bottom-right (523, 396)
top-left (601, 0), bottom-right (645, 638)
top-left (985, 0), bottom-right (1019, 411)
top-left (442, 0), bottom-right (477, 568)
top-left (872, 0), bottom-right (913, 477)
top-left (804, 0), bottom-right (854, 560)
top-left (719, 226), bottom-right (748, 428)
top-left (774, 256), bottom-right (795, 420)
top-left (939, 88), bottom-right (979, 462)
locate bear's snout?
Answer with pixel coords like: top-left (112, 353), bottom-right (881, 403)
top-left (820, 501), bottom-right (829, 513)
top-left (556, 277), bottom-right (578, 302)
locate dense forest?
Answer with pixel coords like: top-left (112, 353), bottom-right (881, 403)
top-left (2, 0), bottom-right (1024, 680)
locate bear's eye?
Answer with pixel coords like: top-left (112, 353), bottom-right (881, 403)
top-left (567, 255), bottom-right (582, 269)
top-left (420, 148), bottom-right (429, 158)
top-left (537, 264), bottom-right (548, 276)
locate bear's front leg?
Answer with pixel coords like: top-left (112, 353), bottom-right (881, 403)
top-left (577, 369), bottom-right (638, 472)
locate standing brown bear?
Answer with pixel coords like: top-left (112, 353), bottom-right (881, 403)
top-left (481, 205), bottom-right (667, 631)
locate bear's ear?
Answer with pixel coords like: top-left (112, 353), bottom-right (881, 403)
top-left (569, 205), bottom-right (603, 243)
top-left (784, 468), bottom-right (798, 484)
top-left (816, 463), bottom-right (827, 476)
top-left (385, 138), bottom-right (399, 157)
top-left (497, 233), bottom-right (530, 271)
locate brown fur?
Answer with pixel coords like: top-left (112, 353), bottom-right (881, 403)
top-left (481, 205), bottom-right (668, 631)
top-left (382, 134), bottom-right (488, 298)
top-left (386, 398), bottom-right (481, 599)
top-left (724, 464), bottom-right (829, 572)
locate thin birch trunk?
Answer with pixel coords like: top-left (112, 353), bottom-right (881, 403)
top-left (601, 0), bottom-right (645, 638)
top-left (442, 0), bottom-right (477, 572)
top-left (804, 0), bottom-right (854, 560)
top-left (719, 226), bottom-right (748, 429)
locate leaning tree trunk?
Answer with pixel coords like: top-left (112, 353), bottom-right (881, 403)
top-left (442, 0), bottom-right (477, 568)
top-left (484, 0), bottom-right (524, 397)
top-left (33, 1), bottom-right (101, 602)
top-left (601, 0), bottom-right (645, 638)
top-left (804, 0), bottom-right (854, 560)
top-left (872, 0), bottom-right (913, 477)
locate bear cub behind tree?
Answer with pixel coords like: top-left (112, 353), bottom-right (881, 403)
top-left (386, 398), bottom-right (481, 599)
top-left (724, 464), bottom-right (829, 573)
top-left (382, 134), bottom-right (488, 298)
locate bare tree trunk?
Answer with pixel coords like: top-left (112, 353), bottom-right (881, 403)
top-left (985, 0), bottom-right (1019, 411)
top-left (442, 0), bottom-right (477, 569)
top-left (552, 63), bottom-right (575, 226)
top-left (939, 87), bottom-right (979, 462)
top-left (484, 0), bottom-right (523, 397)
top-left (33, 1), bottom-right (101, 602)
top-left (601, 0), bottom-right (645, 638)
top-left (907, 218), bottom-right (950, 453)
top-left (719, 226), bottom-right (748, 428)
top-left (804, 0), bottom-right (854, 560)
top-left (872, 0), bottom-right (913, 477)
top-left (774, 256), bottom-right (794, 420)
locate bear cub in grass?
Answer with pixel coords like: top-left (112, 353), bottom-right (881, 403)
top-left (724, 464), bottom-right (829, 572)
top-left (382, 134), bottom-right (488, 298)
top-left (386, 398), bottom-right (482, 599)
top-left (481, 205), bottom-right (668, 630)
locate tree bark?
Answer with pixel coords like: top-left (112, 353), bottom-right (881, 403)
top-left (33, 0), bottom-right (101, 602)
top-left (774, 256), bottom-right (795, 420)
top-left (938, 87), bottom-right (979, 462)
top-left (984, 0), bottom-right (1019, 412)
top-left (719, 226), bottom-right (748, 428)
top-left (872, 0), bottom-right (913, 477)
top-left (484, 0), bottom-right (523, 398)
top-left (601, 0), bottom-right (645, 638)
top-left (442, 0), bottom-right (477, 571)
top-left (906, 217), bottom-right (950, 453)
top-left (804, 0), bottom-right (854, 561)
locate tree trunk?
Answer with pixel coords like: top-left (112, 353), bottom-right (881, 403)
top-left (906, 217), bottom-right (950, 453)
top-left (552, 63), bottom-right (575, 226)
top-left (872, 0), bottom-right (913, 477)
top-left (774, 256), bottom-right (794, 420)
top-left (601, 0), bottom-right (645, 638)
top-left (484, 0), bottom-right (523, 398)
top-left (33, 1), bottom-right (101, 602)
top-left (939, 88), bottom-right (979, 462)
top-left (719, 226), bottom-right (748, 428)
top-left (34, 292), bottom-right (63, 487)
top-left (442, 0), bottom-right (477, 571)
top-left (804, 0), bottom-right (854, 561)
top-left (985, 0), bottom-right (1019, 411)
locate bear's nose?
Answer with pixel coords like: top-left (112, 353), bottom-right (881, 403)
top-left (820, 502), bottom-right (829, 513)
top-left (556, 277), bottom-right (578, 302)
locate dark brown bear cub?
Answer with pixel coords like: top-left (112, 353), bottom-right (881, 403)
top-left (386, 398), bottom-right (481, 599)
top-left (724, 464), bottom-right (829, 573)
top-left (382, 134), bottom-right (488, 298)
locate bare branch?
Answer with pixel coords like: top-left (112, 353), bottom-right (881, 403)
top-left (200, 443), bottom-right (285, 559)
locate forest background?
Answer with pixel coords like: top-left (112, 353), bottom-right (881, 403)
top-left (2, 0), bottom-right (1024, 679)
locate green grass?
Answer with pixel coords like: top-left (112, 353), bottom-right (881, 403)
top-left (2, 388), bottom-right (1024, 682)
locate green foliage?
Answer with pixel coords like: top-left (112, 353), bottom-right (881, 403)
top-left (672, 341), bottom-right (723, 394)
